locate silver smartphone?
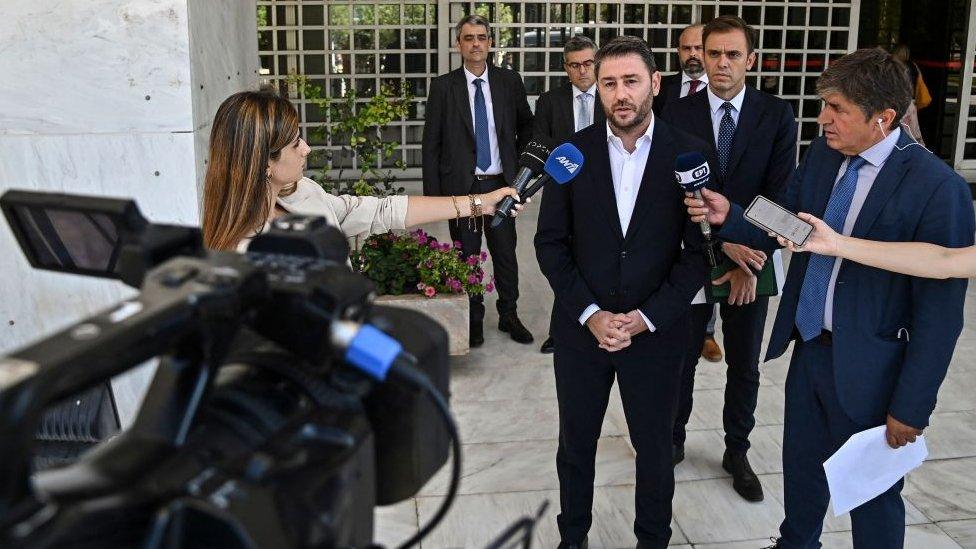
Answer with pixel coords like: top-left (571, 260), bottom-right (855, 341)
top-left (743, 195), bottom-right (813, 246)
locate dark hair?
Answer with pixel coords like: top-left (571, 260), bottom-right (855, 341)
top-left (455, 14), bottom-right (491, 41)
top-left (563, 35), bottom-right (596, 57)
top-left (203, 91), bottom-right (299, 250)
top-left (702, 15), bottom-right (757, 53)
top-left (816, 47), bottom-right (913, 127)
top-left (595, 35), bottom-right (657, 78)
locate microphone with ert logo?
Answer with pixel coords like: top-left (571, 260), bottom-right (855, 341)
top-left (674, 151), bottom-right (718, 267)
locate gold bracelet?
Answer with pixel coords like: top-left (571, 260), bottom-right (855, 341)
top-left (473, 194), bottom-right (484, 232)
top-left (450, 195), bottom-right (462, 221)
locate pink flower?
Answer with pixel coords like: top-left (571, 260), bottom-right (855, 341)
top-left (479, 251), bottom-right (488, 261)
top-left (417, 282), bottom-right (426, 290)
top-left (476, 270), bottom-right (484, 282)
top-left (454, 240), bottom-right (463, 249)
top-left (466, 255), bottom-right (478, 266)
top-left (429, 241), bottom-right (439, 249)
top-left (441, 243), bottom-right (451, 252)
top-left (485, 281), bottom-right (494, 293)
top-left (416, 233), bottom-right (428, 244)
top-left (467, 274), bottom-right (478, 284)
top-left (424, 285), bottom-right (436, 297)
top-left (424, 259), bottom-right (433, 268)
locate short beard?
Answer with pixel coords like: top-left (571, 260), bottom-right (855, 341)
top-left (607, 92), bottom-right (654, 134)
top-left (681, 59), bottom-right (704, 79)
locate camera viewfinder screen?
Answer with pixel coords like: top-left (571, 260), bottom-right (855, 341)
top-left (13, 205), bottom-right (121, 275)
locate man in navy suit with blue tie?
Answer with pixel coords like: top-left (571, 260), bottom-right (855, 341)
top-left (686, 48), bottom-right (974, 548)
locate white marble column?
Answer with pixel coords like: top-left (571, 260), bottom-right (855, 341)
top-left (0, 0), bottom-right (259, 423)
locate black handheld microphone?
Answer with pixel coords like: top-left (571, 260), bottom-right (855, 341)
top-left (490, 139), bottom-right (553, 226)
top-left (490, 142), bottom-right (585, 228)
top-left (674, 152), bottom-right (718, 267)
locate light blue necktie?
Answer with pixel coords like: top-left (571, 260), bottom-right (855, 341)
top-left (717, 102), bottom-right (736, 176)
top-left (795, 155), bottom-right (869, 341)
top-left (576, 92), bottom-right (591, 131)
top-left (473, 78), bottom-right (491, 171)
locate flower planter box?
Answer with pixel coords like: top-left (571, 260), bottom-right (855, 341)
top-left (375, 293), bottom-right (470, 356)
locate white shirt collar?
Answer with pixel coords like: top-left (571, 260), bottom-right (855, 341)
top-left (857, 127), bottom-right (902, 167)
top-left (572, 83), bottom-right (597, 99)
top-left (706, 85), bottom-right (746, 115)
top-left (606, 115), bottom-right (655, 150)
top-left (681, 71), bottom-right (708, 85)
top-left (463, 64), bottom-right (489, 86)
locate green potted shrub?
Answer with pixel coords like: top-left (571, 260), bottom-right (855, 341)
top-left (353, 229), bottom-right (494, 355)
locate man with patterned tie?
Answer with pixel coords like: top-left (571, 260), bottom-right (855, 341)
top-left (531, 34), bottom-right (606, 355)
top-left (661, 16), bottom-right (797, 503)
top-left (423, 14), bottom-right (535, 347)
top-left (652, 23), bottom-right (708, 118)
top-left (684, 48), bottom-right (974, 549)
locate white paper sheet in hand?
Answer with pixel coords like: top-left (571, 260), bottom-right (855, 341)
top-left (823, 425), bottom-right (927, 517)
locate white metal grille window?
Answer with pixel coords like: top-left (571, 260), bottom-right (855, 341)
top-left (257, 1), bottom-right (859, 172)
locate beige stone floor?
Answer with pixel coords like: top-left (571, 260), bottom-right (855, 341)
top-left (375, 201), bottom-right (976, 549)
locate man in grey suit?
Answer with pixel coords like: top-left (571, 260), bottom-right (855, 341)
top-left (532, 35), bottom-right (606, 354)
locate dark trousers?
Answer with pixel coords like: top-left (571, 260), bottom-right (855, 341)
top-left (673, 298), bottom-right (768, 453)
top-left (779, 338), bottom-right (905, 548)
top-left (554, 340), bottom-right (684, 547)
top-left (447, 176), bottom-right (519, 324)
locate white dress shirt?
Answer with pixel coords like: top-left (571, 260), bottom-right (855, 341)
top-left (578, 119), bottom-right (656, 332)
top-left (824, 127), bottom-right (902, 330)
top-left (680, 72), bottom-right (709, 98)
top-left (706, 85), bottom-right (746, 144)
top-left (464, 65), bottom-right (503, 176)
top-left (572, 83), bottom-right (598, 132)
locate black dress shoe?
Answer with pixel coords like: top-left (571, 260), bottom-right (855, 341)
top-left (557, 539), bottom-right (587, 549)
top-left (672, 443), bottom-right (685, 466)
top-left (470, 322), bottom-right (484, 348)
top-left (722, 449), bottom-right (764, 502)
top-left (540, 336), bottom-right (554, 354)
top-left (498, 312), bottom-right (534, 344)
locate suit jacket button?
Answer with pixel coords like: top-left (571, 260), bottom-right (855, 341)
top-left (620, 251), bottom-right (628, 259)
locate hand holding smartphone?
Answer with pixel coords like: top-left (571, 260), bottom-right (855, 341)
top-left (743, 196), bottom-right (814, 246)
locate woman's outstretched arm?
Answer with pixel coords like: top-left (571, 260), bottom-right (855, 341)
top-left (777, 212), bottom-right (976, 279)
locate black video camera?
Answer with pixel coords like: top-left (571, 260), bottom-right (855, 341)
top-left (0, 190), bottom-right (466, 548)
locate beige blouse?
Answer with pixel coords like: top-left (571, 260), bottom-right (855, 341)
top-left (237, 177), bottom-right (409, 252)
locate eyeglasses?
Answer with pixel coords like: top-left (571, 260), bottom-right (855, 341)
top-left (564, 59), bottom-right (595, 71)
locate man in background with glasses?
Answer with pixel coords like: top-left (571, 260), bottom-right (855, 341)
top-left (532, 34), bottom-right (606, 355)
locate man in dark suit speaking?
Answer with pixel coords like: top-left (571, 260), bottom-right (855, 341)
top-left (535, 36), bottom-right (710, 549)
top-left (652, 23), bottom-right (707, 118)
top-left (662, 15), bottom-right (798, 502)
top-left (422, 14), bottom-right (535, 347)
top-left (532, 34), bottom-right (605, 355)
top-left (686, 48), bottom-right (974, 548)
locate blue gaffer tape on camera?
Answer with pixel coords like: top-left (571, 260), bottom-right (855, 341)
top-left (345, 325), bottom-right (403, 381)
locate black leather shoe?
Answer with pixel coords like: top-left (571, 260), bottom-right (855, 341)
top-left (672, 443), bottom-right (685, 466)
top-left (470, 322), bottom-right (484, 348)
top-left (557, 539), bottom-right (587, 549)
top-left (498, 312), bottom-right (534, 344)
top-left (722, 449), bottom-right (764, 502)
top-left (540, 336), bottom-right (554, 354)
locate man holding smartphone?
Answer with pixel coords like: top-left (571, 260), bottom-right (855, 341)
top-left (685, 48), bottom-right (973, 549)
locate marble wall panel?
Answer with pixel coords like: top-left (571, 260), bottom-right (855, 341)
top-left (0, 0), bottom-right (194, 135)
top-left (0, 132), bottom-right (198, 354)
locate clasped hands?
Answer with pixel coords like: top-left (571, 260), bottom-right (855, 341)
top-left (586, 310), bottom-right (648, 352)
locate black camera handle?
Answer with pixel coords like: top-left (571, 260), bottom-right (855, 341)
top-left (0, 255), bottom-right (267, 526)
